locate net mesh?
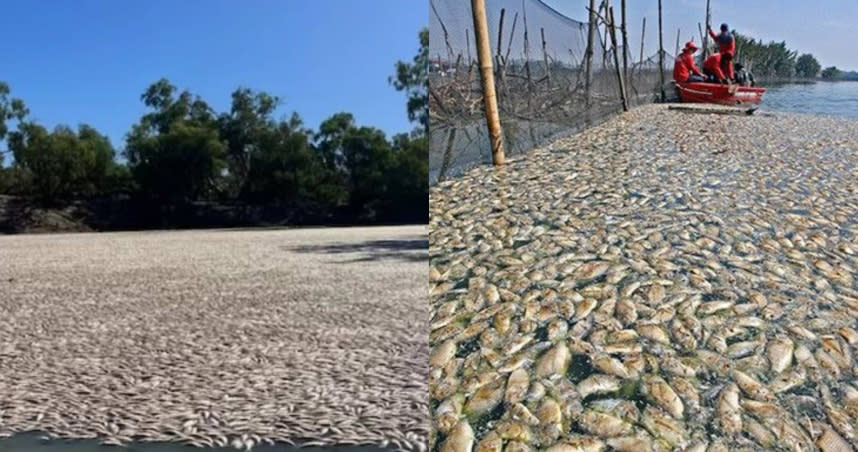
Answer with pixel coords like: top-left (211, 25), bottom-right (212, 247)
top-left (429, 0), bottom-right (672, 182)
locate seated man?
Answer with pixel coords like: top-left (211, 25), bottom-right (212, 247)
top-left (703, 52), bottom-right (729, 84)
top-left (733, 63), bottom-right (755, 86)
top-left (673, 41), bottom-right (705, 83)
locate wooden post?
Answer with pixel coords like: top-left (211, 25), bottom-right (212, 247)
top-left (496, 9), bottom-right (505, 98)
top-left (466, 31), bottom-right (472, 67)
top-left (621, 0), bottom-right (628, 81)
top-left (470, 0), bottom-right (505, 166)
top-left (638, 17), bottom-right (645, 72)
top-left (584, 0), bottom-right (597, 106)
top-left (703, 0), bottom-right (711, 59)
top-left (658, 0), bottom-right (665, 101)
top-left (675, 28), bottom-right (681, 57)
top-left (608, 6), bottom-right (628, 111)
top-left (541, 27), bottom-right (551, 86)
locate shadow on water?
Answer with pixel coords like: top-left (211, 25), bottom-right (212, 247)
top-left (0, 432), bottom-right (395, 452)
top-left (285, 238), bottom-right (428, 263)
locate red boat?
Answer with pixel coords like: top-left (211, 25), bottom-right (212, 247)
top-left (675, 82), bottom-right (766, 105)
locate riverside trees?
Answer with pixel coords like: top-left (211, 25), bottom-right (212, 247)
top-left (0, 28), bottom-right (429, 224)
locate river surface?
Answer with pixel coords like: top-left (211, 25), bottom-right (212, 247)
top-left (762, 80), bottom-right (858, 119)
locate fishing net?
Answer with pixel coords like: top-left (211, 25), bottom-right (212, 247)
top-left (429, 0), bottom-right (672, 182)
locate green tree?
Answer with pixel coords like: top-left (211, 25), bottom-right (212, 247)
top-left (125, 79), bottom-right (226, 203)
top-left (821, 66), bottom-right (841, 79)
top-left (217, 88), bottom-right (280, 198)
top-left (316, 113), bottom-right (392, 218)
top-left (390, 28), bottom-right (429, 136)
top-left (0, 82), bottom-right (29, 165)
top-left (8, 123), bottom-right (115, 202)
top-left (795, 54), bottom-right (821, 78)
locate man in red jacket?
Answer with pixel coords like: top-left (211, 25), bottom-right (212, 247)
top-left (703, 52), bottom-right (729, 84)
top-left (673, 41), bottom-right (705, 83)
top-left (708, 23), bottom-right (735, 79)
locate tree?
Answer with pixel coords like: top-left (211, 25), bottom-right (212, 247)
top-left (8, 123), bottom-right (115, 202)
top-left (390, 28), bottom-right (429, 136)
top-left (125, 79), bottom-right (226, 203)
top-left (795, 54), bottom-right (821, 78)
top-left (217, 88), bottom-right (280, 198)
top-left (316, 113), bottom-right (392, 218)
top-left (0, 82), bottom-right (29, 164)
top-left (821, 66), bottom-right (841, 80)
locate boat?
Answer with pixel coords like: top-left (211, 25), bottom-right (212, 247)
top-left (675, 81), bottom-right (766, 105)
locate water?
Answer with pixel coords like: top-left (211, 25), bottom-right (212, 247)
top-left (762, 81), bottom-right (858, 119)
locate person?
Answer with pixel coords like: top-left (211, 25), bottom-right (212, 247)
top-left (703, 52), bottom-right (729, 84)
top-left (708, 23), bottom-right (736, 80)
top-left (673, 41), bottom-right (705, 83)
top-left (733, 63), bottom-right (755, 86)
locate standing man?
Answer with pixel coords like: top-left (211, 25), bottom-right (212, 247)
top-left (673, 41), bottom-right (705, 83)
top-left (708, 23), bottom-right (736, 80)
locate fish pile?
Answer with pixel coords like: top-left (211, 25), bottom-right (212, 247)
top-left (429, 105), bottom-right (858, 452)
top-left (0, 227), bottom-right (428, 451)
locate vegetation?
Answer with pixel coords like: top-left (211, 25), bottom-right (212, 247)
top-left (0, 29), bottom-right (429, 226)
top-left (821, 66), bottom-right (842, 80)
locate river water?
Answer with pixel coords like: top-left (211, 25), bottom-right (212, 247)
top-left (761, 80), bottom-right (858, 119)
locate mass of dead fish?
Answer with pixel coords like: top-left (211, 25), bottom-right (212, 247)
top-left (430, 106), bottom-right (858, 452)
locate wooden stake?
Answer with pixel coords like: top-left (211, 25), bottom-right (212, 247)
top-left (621, 0), bottom-right (628, 81)
top-left (496, 9), bottom-right (506, 96)
top-left (703, 0), bottom-right (711, 59)
top-left (584, 0), bottom-right (597, 106)
top-left (541, 27), bottom-right (551, 86)
top-left (470, 0), bottom-right (505, 166)
top-left (608, 6), bottom-right (628, 111)
top-left (639, 17), bottom-right (645, 70)
top-left (658, 0), bottom-right (665, 101)
top-left (675, 28), bottom-right (681, 57)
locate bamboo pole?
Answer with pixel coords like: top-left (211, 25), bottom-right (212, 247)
top-left (608, 6), bottom-right (629, 111)
top-left (470, 0), bottom-right (505, 166)
top-left (638, 17), bottom-right (645, 69)
top-left (496, 9), bottom-right (506, 98)
top-left (584, 0), bottom-right (597, 106)
top-left (621, 0), bottom-right (628, 81)
top-left (658, 0), bottom-right (665, 101)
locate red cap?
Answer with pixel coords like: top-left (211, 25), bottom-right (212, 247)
top-left (684, 41), bottom-right (698, 51)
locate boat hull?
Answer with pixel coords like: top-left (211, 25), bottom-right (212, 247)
top-left (675, 82), bottom-right (766, 105)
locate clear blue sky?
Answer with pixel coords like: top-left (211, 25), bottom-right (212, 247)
top-left (545, 0), bottom-right (857, 70)
top-left (0, 0), bottom-right (427, 153)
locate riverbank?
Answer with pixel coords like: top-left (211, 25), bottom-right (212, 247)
top-left (0, 195), bottom-right (427, 234)
top-left (0, 226), bottom-right (428, 451)
top-left (429, 104), bottom-right (858, 450)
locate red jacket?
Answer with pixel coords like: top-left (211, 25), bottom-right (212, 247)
top-left (703, 53), bottom-right (726, 80)
top-left (709, 28), bottom-right (736, 56)
top-left (673, 51), bottom-right (703, 82)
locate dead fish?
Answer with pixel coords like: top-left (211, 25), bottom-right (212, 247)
top-left (535, 343), bottom-right (571, 378)
top-left (573, 261), bottom-right (612, 283)
top-left (767, 335), bottom-right (794, 374)
top-left (431, 340), bottom-right (457, 368)
top-left (636, 322), bottom-right (671, 345)
top-left (643, 375), bottom-right (684, 419)
top-left (717, 383), bottom-right (742, 435)
top-left (578, 374), bottom-right (621, 399)
top-left (545, 437), bottom-right (606, 452)
top-left (441, 421), bottom-right (475, 452)
top-left (505, 368), bottom-right (530, 404)
top-left (731, 369), bottom-right (774, 402)
top-left (577, 410), bottom-right (635, 437)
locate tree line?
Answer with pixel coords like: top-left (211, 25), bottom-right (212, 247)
top-left (691, 31), bottom-right (826, 80)
top-left (0, 29), bottom-right (429, 224)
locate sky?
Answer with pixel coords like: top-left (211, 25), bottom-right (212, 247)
top-left (544, 0), bottom-right (857, 70)
top-left (0, 0), bottom-right (427, 153)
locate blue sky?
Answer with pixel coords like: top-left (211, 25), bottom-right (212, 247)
top-left (544, 0), bottom-right (857, 70)
top-left (0, 0), bottom-right (427, 153)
